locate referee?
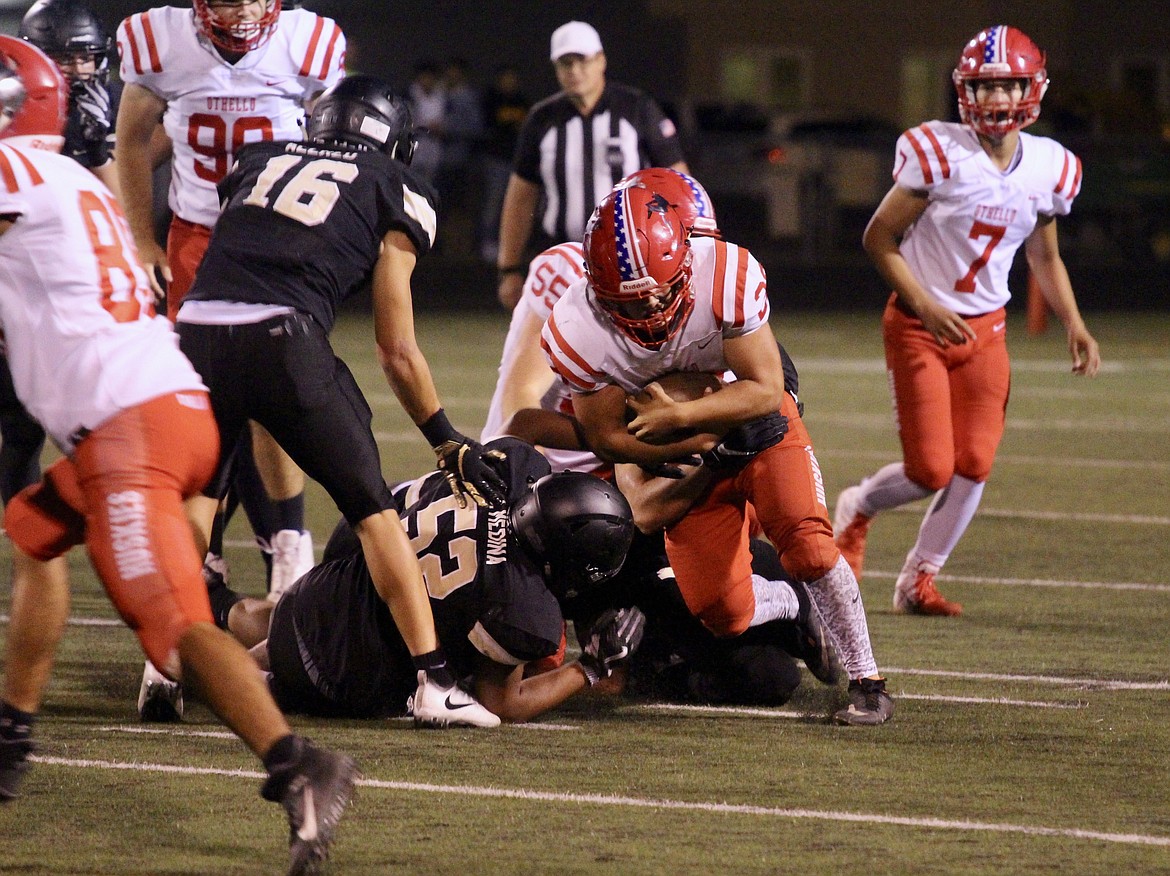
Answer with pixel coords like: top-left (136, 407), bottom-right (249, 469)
top-left (495, 20), bottom-right (688, 308)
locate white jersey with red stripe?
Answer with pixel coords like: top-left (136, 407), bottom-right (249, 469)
top-left (541, 235), bottom-right (769, 395)
top-left (892, 121), bottom-right (1081, 315)
top-left (117, 6), bottom-right (346, 227)
top-left (482, 242), bottom-right (585, 441)
top-left (0, 145), bottom-right (206, 455)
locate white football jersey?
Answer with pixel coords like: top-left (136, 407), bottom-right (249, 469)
top-left (893, 121), bottom-right (1081, 314)
top-left (0, 145), bottom-right (206, 455)
top-left (481, 242), bottom-right (584, 441)
top-left (542, 235), bottom-right (770, 394)
top-left (117, 7), bottom-right (346, 227)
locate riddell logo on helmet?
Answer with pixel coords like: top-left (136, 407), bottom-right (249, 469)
top-left (619, 276), bottom-right (658, 293)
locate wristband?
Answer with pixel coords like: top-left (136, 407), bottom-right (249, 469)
top-left (419, 408), bottom-right (459, 448)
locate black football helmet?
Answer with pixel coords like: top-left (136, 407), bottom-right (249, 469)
top-left (18, 0), bottom-right (112, 85)
top-left (307, 75), bottom-right (417, 164)
top-left (510, 472), bottom-right (635, 601)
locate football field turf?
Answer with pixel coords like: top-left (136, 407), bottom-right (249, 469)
top-left (2, 309), bottom-right (1168, 874)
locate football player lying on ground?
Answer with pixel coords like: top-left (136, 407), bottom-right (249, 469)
top-left (206, 439), bottom-right (645, 723)
top-left (503, 372), bottom-right (840, 707)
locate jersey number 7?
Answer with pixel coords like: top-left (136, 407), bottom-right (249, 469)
top-left (954, 219), bottom-right (1006, 294)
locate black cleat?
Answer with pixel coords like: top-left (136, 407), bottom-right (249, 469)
top-left (261, 738), bottom-right (358, 876)
top-left (0, 736), bottom-right (33, 802)
top-left (833, 677), bottom-right (895, 726)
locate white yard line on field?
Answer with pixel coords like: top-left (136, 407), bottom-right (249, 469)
top-left (818, 448), bottom-right (1170, 471)
top-left (27, 754), bottom-right (1170, 848)
top-left (862, 570), bottom-right (1170, 592)
top-left (884, 667), bottom-right (1170, 691)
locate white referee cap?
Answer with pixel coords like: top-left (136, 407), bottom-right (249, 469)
top-left (550, 21), bottom-right (603, 61)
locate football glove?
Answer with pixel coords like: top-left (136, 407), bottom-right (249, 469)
top-left (701, 411), bottom-right (788, 470)
top-left (638, 455), bottom-right (702, 479)
top-left (72, 80), bottom-right (111, 144)
top-left (578, 606), bottom-right (646, 686)
top-left (420, 409), bottom-right (508, 508)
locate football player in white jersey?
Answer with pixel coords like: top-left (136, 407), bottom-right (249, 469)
top-left (541, 182), bottom-right (893, 725)
top-left (114, 1), bottom-right (346, 707)
top-left (832, 26), bottom-right (1101, 616)
top-left (0, 38), bottom-right (356, 874)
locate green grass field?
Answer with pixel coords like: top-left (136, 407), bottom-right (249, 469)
top-left (2, 309), bottom-right (1168, 875)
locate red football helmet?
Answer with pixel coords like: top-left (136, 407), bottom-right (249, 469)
top-left (0, 35), bottom-right (68, 152)
top-left (193, 0), bottom-right (281, 54)
top-left (953, 25), bottom-right (1048, 138)
top-left (616, 167), bottom-right (720, 238)
top-left (584, 184), bottom-right (694, 349)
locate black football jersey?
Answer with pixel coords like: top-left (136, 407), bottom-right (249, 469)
top-left (187, 139), bottom-right (438, 332)
top-left (277, 439), bottom-right (560, 713)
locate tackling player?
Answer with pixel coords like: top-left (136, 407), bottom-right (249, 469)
top-left (542, 181), bottom-right (894, 725)
top-left (0, 38), bottom-right (356, 874)
top-left (832, 26), bottom-right (1101, 616)
top-left (176, 73), bottom-right (509, 728)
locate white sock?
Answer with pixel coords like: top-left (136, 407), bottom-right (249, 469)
top-left (913, 474), bottom-right (985, 567)
top-left (749, 575), bottom-right (800, 626)
top-left (856, 462), bottom-right (933, 517)
top-left (805, 556), bottom-right (878, 679)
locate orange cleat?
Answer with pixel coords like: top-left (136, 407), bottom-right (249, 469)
top-left (893, 557), bottom-right (962, 616)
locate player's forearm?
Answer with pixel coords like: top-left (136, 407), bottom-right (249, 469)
top-left (475, 662), bottom-right (588, 722)
top-left (1028, 251), bottom-right (1085, 331)
top-left (496, 176), bottom-right (538, 269)
top-left (377, 343), bottom-right (443, 426)
top-left (117, 147), bottom-right (158, 245)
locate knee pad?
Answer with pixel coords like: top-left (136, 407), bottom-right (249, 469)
top-left (779, 528), bottom-right (840, 583)
top-left (3, 468), bottom-right (86, 561)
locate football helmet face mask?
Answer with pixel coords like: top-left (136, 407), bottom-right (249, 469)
top-left (584, 184), bottom-right (695, 349)
top-left (0, 35), bottom-right (68, 152)
top-left (617, 167), bottom-right (720, 238)
top-left (510, 472), bottom-right (635, 602)
top-left (308, 74), bottom-right (417, 163)
top-left (193, 0), bottom-right (281, 54)
top-left (18, 0), bottom-right (112, 85)
top-left (953, 25), bottom-right (1048, 139)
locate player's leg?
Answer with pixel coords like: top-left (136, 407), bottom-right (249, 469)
top-left (833, 298), bottom-right (944, 581)
top-left (247, 422), bottom-right (313, 601)
top-left (902, 309), bottom-right (1011, 613)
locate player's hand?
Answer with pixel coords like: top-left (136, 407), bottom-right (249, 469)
top-left (578, 606), bottom-right (646, 686)
top-left (626, 381), bottom-right (690, 442)
top-left (701, 411), bottom-right (789, 470)
top-left (1067, 323), bottom-right (1101, 377)
top-left (638, 456), bottom-right (701, 479)
top-left (72, 80), bottom-right (111, 143)
top-left (134, 237), bottom-right (172, 306)
top-left (919, 301), bottom-right (976, 348)
top-left (433, 436), bottom-right (508, 508)
top-left (497, 272), bottom-right (524, 309)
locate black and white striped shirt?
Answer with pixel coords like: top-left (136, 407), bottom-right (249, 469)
top-left (513, 81), bottom-right (685, 242)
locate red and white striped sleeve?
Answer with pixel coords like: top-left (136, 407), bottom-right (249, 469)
top-left (540, 305), bottom-right (609, 394)
top-left (117, 10), bottom-right (164, 80)
top-left (1050, 145), bottom-right (1082, 215)
top-left (893, 123), bottom-right (952, 190)
top-left (708, 240), bottom-right (770, 337)
top-left (290, 13), bottom-right (346, 89)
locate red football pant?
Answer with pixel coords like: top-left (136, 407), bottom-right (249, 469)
top-left (4, 392), bottom-right (220, 673)
top-left (882, 295), bottom-right (1010, 489)
top-left (664, 392), bottom-right (839, 637)
top-left (165, 216), bottom-right (213, 322)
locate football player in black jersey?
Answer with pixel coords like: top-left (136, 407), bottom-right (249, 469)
top-left (174, 74), bottom-right (509, 728)
top-left (210, 439), bottom-right (644, 723)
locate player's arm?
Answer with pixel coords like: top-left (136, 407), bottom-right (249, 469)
top-left (374, 230), bottom-right (507, 506)
top-left (863, 183), bottom-right (975, 346)
top-left (496, 174), bottom-right (540, 309)
top-left (1024, 216), bottom-right (1101, 377)
top-left (495, 306), bottom-right (556, 427)
top-left (625, 329), bottom-right (785, 444)
top-left (472, 655), bottom-right (589, 723)
top-left (115, 83), bottom-right (170, 296)
top-left (502, 408), bottom-right (588, 451)
top-left (614, 462), bottom-right (715, 534)
top-left (91, 159), bottom-right (123, 203)
top-left (573, 384), bottom-right (716, 466)
top-left (371, 229), bottom-right (444, 424)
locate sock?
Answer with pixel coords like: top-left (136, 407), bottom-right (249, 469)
top-left (262, 733), bottom-right (302, 775)
top-left (748, 575), bottom-right (800, 626)
top-left (0, 701), bottom-right (34, 741)
top-left (805, 556), bottom-right (878, 679)
top-left (205, 576), bottom-right (244, 631)
top-left (856, 462), bottom-right (934, 516)
top-left (913, 474), bottom-right (985, 567)
top-left (413, 649), bottom-right (455, 688)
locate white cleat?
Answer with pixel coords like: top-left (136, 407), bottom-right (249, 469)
top-left (408, 671), bottom-right (501, 728)
top-left (138, 661), bottom-right (184, 722)
top-left (269, 529), bottom-right (315, 603)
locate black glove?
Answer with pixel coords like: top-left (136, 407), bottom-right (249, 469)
top-left (72, 80), bottom-right (111, 144)
top-left (639, 455), bottom-right (702, 479)
top-left (420, 409), bottom-right (507, 508)
top-left (701, 411), bottom-right (789, 470)
top-left (578, 606), bottom-right (646, 686)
